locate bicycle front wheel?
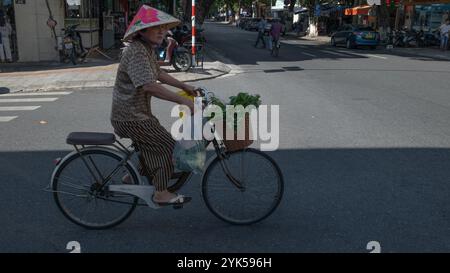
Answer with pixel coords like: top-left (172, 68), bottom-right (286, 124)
top-left (52, 149), bottom-right (139, 229)
top-left (202, 148), bottom-right (284, 225)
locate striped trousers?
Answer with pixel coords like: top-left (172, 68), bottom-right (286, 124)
top-left (111, 117), bottom-right (175, 191)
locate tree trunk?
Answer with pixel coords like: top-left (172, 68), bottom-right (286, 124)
top-left (308, 1), bottom-right (319, 37)
top-left (309, 15), bottom-right (318, 37)
top-left (180, 0), bottom-right (215, 24)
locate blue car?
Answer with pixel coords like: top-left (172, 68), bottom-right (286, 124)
top-left (331, 25), bottom-right (380, 49)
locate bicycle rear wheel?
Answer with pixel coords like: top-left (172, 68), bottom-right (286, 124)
top-left (52, 149), bottom-right (139, 229)
top-left (202, 148), bottom-right (284, 225)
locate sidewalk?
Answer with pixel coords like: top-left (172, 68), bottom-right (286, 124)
top-left (283, 32), bottom-right (331, 44)
top-left (383, 47), bottom-right (450, 61)
top-left (0, 52), bottom-right (231, 93)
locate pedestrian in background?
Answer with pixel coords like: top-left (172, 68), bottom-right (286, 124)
top-left (0, 16), bottom-right (13, 62)
top-left (439, 19), bottom-right (450, 51)
top-left (254, 16), bottom-right (267, 49)
top-left (269, 18), bottom-right (283, 51)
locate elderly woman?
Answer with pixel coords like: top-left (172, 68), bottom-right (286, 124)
top-left (111, 5), bottom-right (198, 206)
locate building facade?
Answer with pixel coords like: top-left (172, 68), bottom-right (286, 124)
top-left (0, 0), bottom-right (175, 63)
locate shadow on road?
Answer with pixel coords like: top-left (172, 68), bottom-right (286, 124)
top-left (1, 147), bottom-right (449, 252)
top-left (0, 87), bottom-right (10, 94)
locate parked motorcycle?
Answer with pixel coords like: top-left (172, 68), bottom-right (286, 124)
top-left (423, 30), bottom-right (441, 47)
top-left (403, 29), bottom-right (418, 47)
top-left (392, 28), bottom-right (418, 47)
top-left (59, 24), bottom-right (87, 65)
top-left (156, 31), bottom-right (192, 72)
top-left (393, 29), bottom-right (406, 47)
top-left (392, 28), bottom-right (440, 48)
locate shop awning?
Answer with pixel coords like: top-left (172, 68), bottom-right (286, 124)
top-left (404, 0), bottom-right (450, 4)
top-left (344, 5), bottom-right (372, 16)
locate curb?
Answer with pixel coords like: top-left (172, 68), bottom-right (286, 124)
top-left (1, 61), bottom-right (232, 93)
top-left (386, 48), bottom-right (450, 61)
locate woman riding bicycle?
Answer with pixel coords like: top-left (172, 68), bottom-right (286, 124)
top-left (270, 19), bottom-right (283, 50)
top-left (110, 5), bottom-right (199, 206)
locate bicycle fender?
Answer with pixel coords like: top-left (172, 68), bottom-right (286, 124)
top-left (49, 146), bottom-right (144, 188)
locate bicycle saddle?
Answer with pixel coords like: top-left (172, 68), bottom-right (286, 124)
top-left (66, 132), bottom-right (116, 145)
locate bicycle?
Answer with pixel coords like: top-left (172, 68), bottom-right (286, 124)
top-left (47, 89), bottom-right (284, 229)
top-left (271, 37), bottom-right (280, 57)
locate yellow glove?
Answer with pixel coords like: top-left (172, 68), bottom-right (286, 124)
top-left (177, 90), bottom-right (195, 118)
top-left (177, 90), bottom-right (195, 101)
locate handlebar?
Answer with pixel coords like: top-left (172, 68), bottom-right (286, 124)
top-left (195, 87), bottom-right (214, 105)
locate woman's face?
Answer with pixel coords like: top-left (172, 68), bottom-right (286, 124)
top-left (140, 24), bottom-right (168, 46)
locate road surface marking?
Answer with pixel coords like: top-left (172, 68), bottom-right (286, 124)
top-left (0, 91), bottom-right (72, 97)
top-left (0, 106), bottom-right (41, 111)
top-left (363, 54), bottom-right (387, 59)
top-left (302, 52), bottom-right (316, 57)
top-left (321, 50), bottom-right (348, 57)
top-left (0, 116), bottom-right (18, 122)
top-left (0, 98), bottom-right (58, 103)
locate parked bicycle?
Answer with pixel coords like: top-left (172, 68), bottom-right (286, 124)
top-left (47, 89), bottom-right (284, 229)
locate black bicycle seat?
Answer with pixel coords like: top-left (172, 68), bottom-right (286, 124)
top-left (66, 132), bottom-right (116, 145)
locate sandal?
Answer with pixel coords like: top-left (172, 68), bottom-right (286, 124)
top-left (152, 194), bottom-right (192, 206)
top-left (121, 174), bottom-right (133, 184)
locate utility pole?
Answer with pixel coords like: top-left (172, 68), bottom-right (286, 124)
top-left (192, 0), bottom-right (196, 67)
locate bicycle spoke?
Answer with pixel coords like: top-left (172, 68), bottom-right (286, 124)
top-left (53, 150), bottom-right (139, 229)
top-left (56, 190), bottom-right (89, 197)
top-left (203, 149), bottom-right (283, 224)
top-left (58, 175), bottom-right (92, 189)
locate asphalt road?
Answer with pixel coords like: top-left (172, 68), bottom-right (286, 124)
top-left (1, 22), bottom-right (450, 253)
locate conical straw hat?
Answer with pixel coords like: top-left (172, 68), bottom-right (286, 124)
top-left (123, 5), bottom-right (181, 41)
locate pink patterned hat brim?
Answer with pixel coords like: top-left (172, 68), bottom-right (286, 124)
top-left (123, 5), bottom-right (181, 41)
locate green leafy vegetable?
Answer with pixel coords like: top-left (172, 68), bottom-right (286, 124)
top-left (208, 92), bottom-right (262, 132)
top-left (229, 92), bottom-right (261, 108)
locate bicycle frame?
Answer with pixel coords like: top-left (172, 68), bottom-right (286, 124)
top-left (49, 127), bottom-right (246, 209)
top-left (50, 89), bottom-right (248, 208)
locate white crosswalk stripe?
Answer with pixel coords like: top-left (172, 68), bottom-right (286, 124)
top-left (0, 91), bottom-right (72, 97)
top-left (0, 92), bottom-right (71, 123)
top-left (0, 106), bottom-right (41, 111)
top-left (0, 98), bottom-right (58, 103)
top-left (364, 54), bottom-right (388, 59)
top-left (350, 53), bottom-right (388, 59)
top-left (0, 116), bottom-right (18, 122)
top-left (321, 50), bottom-right (349, 57)
top-left (302, 52), bottom-right (316, 57)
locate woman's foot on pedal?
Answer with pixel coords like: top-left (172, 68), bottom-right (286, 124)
top-left (121, 174), bottom-right (133, 184)
top-left (152, 191), bottom-right (191, 206)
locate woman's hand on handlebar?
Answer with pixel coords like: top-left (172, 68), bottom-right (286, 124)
top-left (182, 84), bottom-right (203, 97)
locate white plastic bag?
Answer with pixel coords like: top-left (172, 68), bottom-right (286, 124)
top-left (172, 139), bottom-right (206, 174)
top-left (172, 99), bottom-right (208, 174)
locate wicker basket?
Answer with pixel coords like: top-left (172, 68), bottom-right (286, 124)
top-left (218, 113), bottom-right (253, 152)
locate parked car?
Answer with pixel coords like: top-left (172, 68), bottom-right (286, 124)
top-left (238, 17), bottom-right (251, 29)
top-left (331, 25), bottom-right (380, 49)
top-left (244, 18), bottom-right (260, 31)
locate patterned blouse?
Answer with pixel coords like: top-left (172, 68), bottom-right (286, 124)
top-left (110, 38), bottom-right (161, 121)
